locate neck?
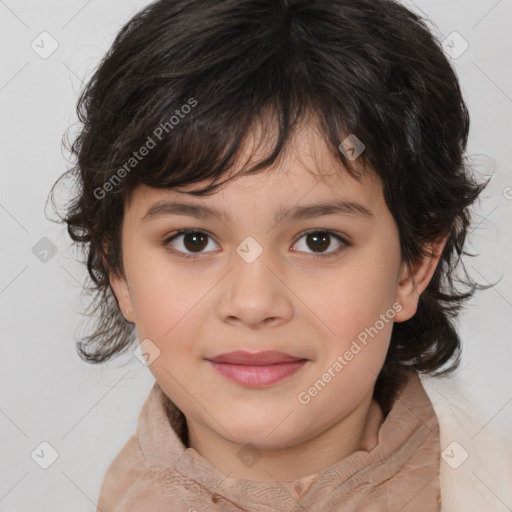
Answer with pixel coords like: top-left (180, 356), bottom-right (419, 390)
top-left (186, 393), bottom-right (384, 481)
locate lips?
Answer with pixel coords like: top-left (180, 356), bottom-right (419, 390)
top-left (206, 350), bottom-right (308, 387)
top-left (207, 350), bottom-right (304, 365)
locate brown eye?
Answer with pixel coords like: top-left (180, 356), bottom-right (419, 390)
top-left (182, 232), bottom-right (208, 252)
top-left (165, 229), bottom-right (219, 256)
top-left (164, 228), bottom-right (349, 260)
top-left (306, 232), bottom-right (330, 252)
top-left (293, 230), bottom-right (348, 257)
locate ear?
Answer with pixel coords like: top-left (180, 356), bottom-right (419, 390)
top-left (101, 243), bottom-right (135, 323)
top-left (109, 272), bottom-right (135, 323)
top-left (394, 235), bottom-right (448, 323)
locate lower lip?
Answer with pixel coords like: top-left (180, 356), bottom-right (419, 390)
top-left (207, 360), bottom-right (308, 387)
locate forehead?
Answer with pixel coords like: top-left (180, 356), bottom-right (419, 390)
top-left (125, 121), bottom-right (383, 220)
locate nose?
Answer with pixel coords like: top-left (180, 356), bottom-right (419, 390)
top-left (216, 245), bottom-right (294, 330)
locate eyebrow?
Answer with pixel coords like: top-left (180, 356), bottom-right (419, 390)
top-left (141, 199), bottom-right (374, 224)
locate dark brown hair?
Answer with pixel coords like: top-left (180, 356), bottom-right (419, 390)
top-left (49, 0), bottom-right (492, 385)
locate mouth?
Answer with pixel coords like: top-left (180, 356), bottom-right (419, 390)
top-left (206, 350), bottom-right (309, 387)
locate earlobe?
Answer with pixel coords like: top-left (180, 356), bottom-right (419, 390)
top-left (394, 236), bottom-right (448, 323)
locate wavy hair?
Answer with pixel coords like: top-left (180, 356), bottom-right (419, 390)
top-left (49, 0), bottom-right (491, 392)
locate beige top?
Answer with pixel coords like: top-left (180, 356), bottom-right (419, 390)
top-left (97, 370), bottom-right (441, 511)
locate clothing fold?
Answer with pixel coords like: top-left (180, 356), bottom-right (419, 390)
top-left (97, 369), bottom-right (441, 512)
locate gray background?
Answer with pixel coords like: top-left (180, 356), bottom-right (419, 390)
top-left (0, 0), bottom-right (511, 510)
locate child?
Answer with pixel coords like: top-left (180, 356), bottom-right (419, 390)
top-left (50, 0), bottom-right (512, 510)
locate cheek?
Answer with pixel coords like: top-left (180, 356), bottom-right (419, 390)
top-left (126, 248), bottom-right (207, 340)
top-left (128, 262), bottom-right (209, 398)
top-left (301, 256), bottom-right (398, 345)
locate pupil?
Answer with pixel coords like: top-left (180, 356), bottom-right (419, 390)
top-left (308, 232), bottom-right (329, 252)
top-left (184, 232), bottom-right (207, 251)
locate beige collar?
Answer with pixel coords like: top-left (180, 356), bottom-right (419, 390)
top-left (137, 369), bottom-right (441, 511)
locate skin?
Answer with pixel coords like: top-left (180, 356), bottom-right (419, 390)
top-left (108, 121), bottom-right (447, 482)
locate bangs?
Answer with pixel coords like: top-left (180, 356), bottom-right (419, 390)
top-left (85, 2), bottom-right (399, 202)
top-left (124, 105), bottom-right (369, 201)
top-left (54, 0), bottom-right (487, 372)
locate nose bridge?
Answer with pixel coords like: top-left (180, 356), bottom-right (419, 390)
top-left (216, 234), bottom-right (293, 328)
top-left (232, 233), bottom-right (279, 301)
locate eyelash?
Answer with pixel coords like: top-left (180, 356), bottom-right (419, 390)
top-left (163, 228), bottom-right (350, 260)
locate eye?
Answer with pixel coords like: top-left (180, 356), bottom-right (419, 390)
top-left (292, 230), bottom-right (349, 258)
top-left (163, 228), bottom-right (350, 259)
top-left (164, 229), bottom-right (219, 257)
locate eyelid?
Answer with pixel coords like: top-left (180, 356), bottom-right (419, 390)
top-left (291, 229), bottom-right (349, 258)
top-left (163, 228), bottom-right (220, 259)
top-left (163, 228), bottom-right (350, 258)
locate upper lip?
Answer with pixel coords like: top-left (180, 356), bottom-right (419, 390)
top-left (207, 350), bottom-right (306, 365)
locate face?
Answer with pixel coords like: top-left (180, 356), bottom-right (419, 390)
top-left (109, 123), bottom-right (444, 454)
